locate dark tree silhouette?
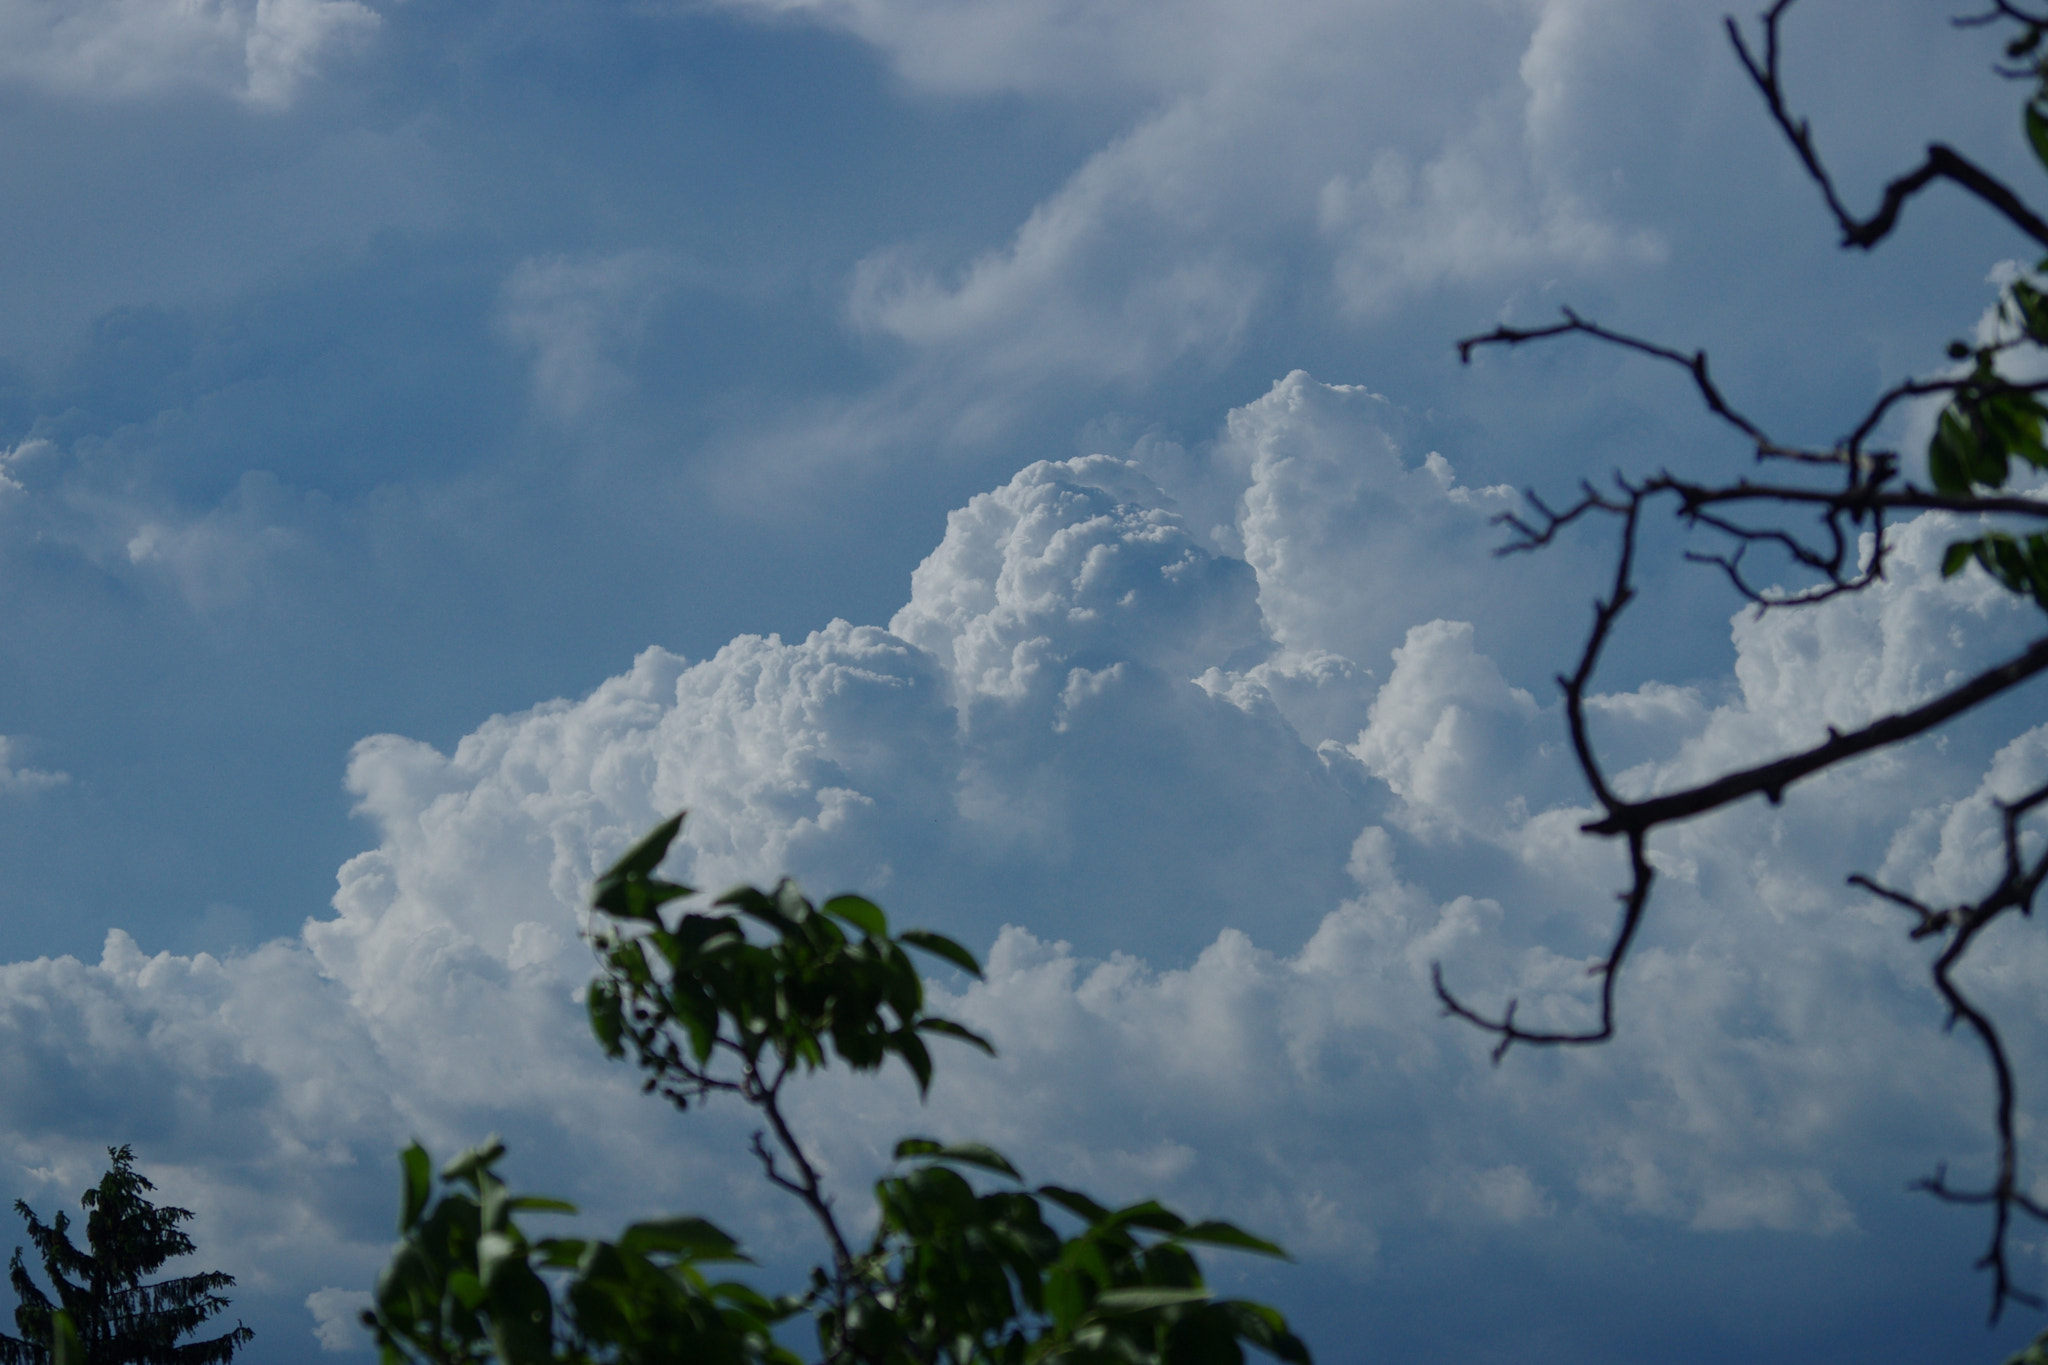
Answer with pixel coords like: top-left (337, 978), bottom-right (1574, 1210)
top-left (1441, 0), bottom-right (2048, 1325)
top-left (0, 1146), bottom-right (252, 1365)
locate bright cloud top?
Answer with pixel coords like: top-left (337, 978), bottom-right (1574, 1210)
top-left (0, 374), bottom-right (2033, 1355)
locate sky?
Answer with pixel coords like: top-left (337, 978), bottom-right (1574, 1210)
top-left (1, 0), bottom-right (2047, 1359)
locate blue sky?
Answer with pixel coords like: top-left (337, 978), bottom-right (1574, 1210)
top-left (1, 0), bottom-right (2047, 1359)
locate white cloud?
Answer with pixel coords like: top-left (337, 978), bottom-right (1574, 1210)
top-left (0, 374), bottom-right (2029, 1349)
top-left (0, 737), bottom-right (66, 796)
top-left (305, 1287), bottom-right (370, 1353)
top-left (122, 472), bottom-right (313, 617)
top-left (1351, 619), bottom-right (1552, 841)
top-left (0, 439), bottom-right (51, 499)
top-left (1223, 373), bottom-right (1520, 672)
top-left (496, 253), bottom-right (682, 420)
top-left (0, 0), bottom-right (378, 106)
top-left (690, 0), bottom-right (1689, 484)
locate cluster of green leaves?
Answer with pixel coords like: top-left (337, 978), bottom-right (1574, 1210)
top-left (585, 813), bottom-right (989, 1104)
top-left (1935, 61), bottom-right (2048, 611)
top-left (364, 815), bottom-right (1312, 1365)
top-left (853, 1140), bottom-right (1308, 1365)
top-left (368, 1135), bottom-right (1309, 1365)
top-left (366, 1138), bottom-right (796, 1365)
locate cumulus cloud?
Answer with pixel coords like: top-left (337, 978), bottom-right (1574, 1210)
top-left (0, 737), bottom-right (66, 795)
top-left (0, 0), bottom-right (379, 106)
top-left (0, 374), bottom-right (2029, 1352)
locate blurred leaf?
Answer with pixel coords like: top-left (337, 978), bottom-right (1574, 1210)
top-left (617, 1216), bottom-right (750, 1263)
top-left (48, 1310), bottom-right (78, 1365)
top-left (592, 814), bottom-right (694, 920)
top-left (897, 1029), bottom-right (935, 1094)
top-left (607, 813), bottom-right (684, 881)
top-left (899, 930), bottom-right (983, 979)
top-left (893, 1139), bottom-right (1023, 1180)
top-left (441, 1137), bottom-right (508, 1187)
top-left (822, 895), bottom-right (889, 939)
top-left (1095, 1286), bottom-right (1213, 1312)
top-left (2028, 100), bottom-right (2048, 173)
top-left (1104, 1201), bottom-right (1186, 1235)
top-left (1177, 1222), bottom-right (1291, 1259)
top-left (1219, 1301), bottom-right (1314, 1364)
top-left (399, 1142), bottom-right (432, 1232)
top-left (916, 1017), bottom-right (996, 1056)
top-left (1930, 406), bottom-right (1980, 493)
top-left (588, 979), bottom-right (625, 1058)
top-left (1038, 1186), bottom-right (1113, 1225)
top-left (2015, 281), bottom-right (2048, 343)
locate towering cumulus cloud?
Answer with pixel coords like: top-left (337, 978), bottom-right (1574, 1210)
top-left (0, 373), bottom-right (2031, 1356)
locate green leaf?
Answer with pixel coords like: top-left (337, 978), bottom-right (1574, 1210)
top-left (531, 1237), bottom-right (588, 1270)
top-left (617, 1215), bottom-right (750, 1262)
top-left (483, 1260), bottom-right (555, 1365)
top-left (1943, 539), bottom-right (1979, 577)
top-left (822, 895), bottom-right (889, 938)
top-left (1981, 390), bottom-right (2048, 476)
top-left (440, 1136), bottom-right (508, 1186)
top-left (1038, 1186), bottom-right (1113, 1225)
top-left (506, 1196), bottom-right (578, 1215)
top-left (1177, 1222), bottom-right (1291, 1259)
top-left (899, 930), bottom-right (983, 979)
top-left (2026, 100), bottom-right (2048, 174)
top-left (606, 812), bottom-right (685, 882)
top-left (447, 1269), bottom-right (487, 1311)
top-left (916, 1017), bottom-right (997, 1056)
top-left (399, 1142), bottom-right (432, 1231)
top-left (893, 1138), bottom-right (1023, 1180)
top-left (1101, 1200), bottom-right (1186, 1235)
top-left (1093, 1286), bottom-right (1214, 1312)
top-left (1044, 1265), bottom-right (1085, 1332)
top-left (1218, 1301), bottom-right (1314, 1364)
top-left (591, 815), bottom-right (696, 920)
top-left (595, 877), bottom-right (692, 923)
top-left (48, 1310), bottom-right (78, 1365)
top-left (1929, 407), bottom-right (1979, 493)
top-left (718, 885), bottom-right (800, 936)
top-left (2015, 281), bottom-right (2048, 343)
top-left (587, 979), bottom-right (625, 1058)
top-left (896, 1028), bottom-right (935, 1093)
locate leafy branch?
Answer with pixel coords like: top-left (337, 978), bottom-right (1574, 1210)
top-left (365, 814), bottom-right (1314, 1365)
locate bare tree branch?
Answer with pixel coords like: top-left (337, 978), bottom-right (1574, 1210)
top-left (1443, 0), bottom-right (2048, 1321)
top-left (1588, 634), bottom-right (2048, 834)
top-left (1729, 0), bottom-right (2048, 250)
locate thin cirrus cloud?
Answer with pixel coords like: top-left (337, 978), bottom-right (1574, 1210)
top-left (0, 376), bottom-right (2028, 1359)
top-left (0, 0), bottom-right (379, 106)
top-left (707, 0), bottom-right (1697, 498)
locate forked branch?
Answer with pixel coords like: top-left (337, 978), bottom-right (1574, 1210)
top-left (1730, 0), bottom-right (2048, 250)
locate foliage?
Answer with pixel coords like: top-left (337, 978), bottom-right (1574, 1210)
top-left (1444, 0), bottom-right (2048, 1326)
top-left (364, 814), bottom-right (1312, 1365)
top-left (0, 1146), bottom-right (252, 1365)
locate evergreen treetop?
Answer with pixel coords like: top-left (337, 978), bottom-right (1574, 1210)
top-left (0, 1146), bottom-right (251, 1365)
